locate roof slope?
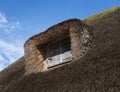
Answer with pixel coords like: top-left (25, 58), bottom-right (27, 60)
top-left (84, 6), bottom-right (120, 23)
top-left (0, 57), bottom-right (25, 91)
top-left (1, 6), bottom-right (120, 92)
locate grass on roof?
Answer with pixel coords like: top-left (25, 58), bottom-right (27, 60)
top-left (84, 6), bottom-right (120, 22)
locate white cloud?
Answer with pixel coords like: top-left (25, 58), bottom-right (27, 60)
top-left (0, 55), bottom-right (7, 71)
top-left (11, 25), bottom-right (15, 29)
top-left (0, 40), bottom-right (22, 52)
top-left (0, 64), bottom-right (5, 71)
top-left (0, 39), bottom-right (24, 71)
top-left (0, 12), bottom-right (8, 24)
top-left (0, 12), bottom-right (23, 71)
top-left (16, 21), bottom-right (20, 25)
top-left (0, 12), bottom-right (20, 33)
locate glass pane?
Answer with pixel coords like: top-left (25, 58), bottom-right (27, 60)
top-left (61, 38), bottom-right (71, 53)
top-left (45, 42), bottom-right (60, 67)
top-left (44, 37), bottom-right (72, 68)
top-left (61, 38), bottom-right (72, 63)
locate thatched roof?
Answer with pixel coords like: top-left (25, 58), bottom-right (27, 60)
top-left (0, 6), bottom-right (120, 92)
top-left (24, 19), bottom-right (89, 46)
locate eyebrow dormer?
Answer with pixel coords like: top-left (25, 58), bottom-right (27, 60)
top-left (24, 19), bottom-right (92, 75)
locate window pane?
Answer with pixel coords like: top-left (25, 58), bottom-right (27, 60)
top-left (44, 37), bottom-right (72, 68)
top-left (45, 42), bottom-right (60, 67)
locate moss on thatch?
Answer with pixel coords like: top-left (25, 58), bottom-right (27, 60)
top-left (84, 6), bottom-right (120, 22)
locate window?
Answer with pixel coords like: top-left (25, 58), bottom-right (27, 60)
top-left (44, 37), bottom-right (72, 68)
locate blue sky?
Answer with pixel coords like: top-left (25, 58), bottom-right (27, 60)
top-left (0, 0), bottom-right (120, 71)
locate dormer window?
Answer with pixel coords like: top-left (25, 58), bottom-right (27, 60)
top-left (44, 37), bottom-right (72, 68)
top-left (24, 19), bottom-right (92, 74)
